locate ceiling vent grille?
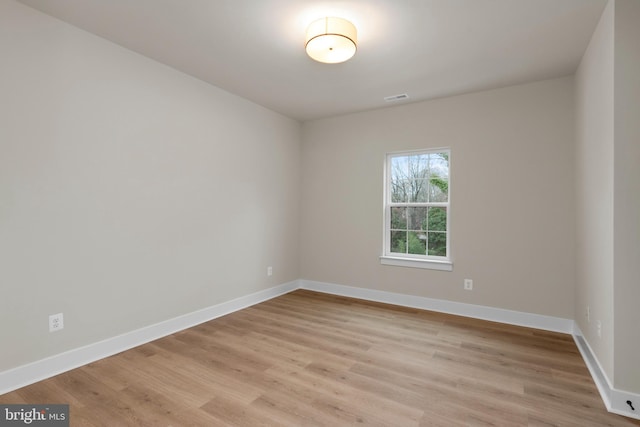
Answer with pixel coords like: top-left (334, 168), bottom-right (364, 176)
top-left (384, 93), bottom-right (409, 102)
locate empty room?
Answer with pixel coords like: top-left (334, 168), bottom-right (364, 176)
top-left (1, 0), bottom-right (639, 425)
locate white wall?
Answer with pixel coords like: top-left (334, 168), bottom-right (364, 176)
top-left (574, 0), bottom-right (615, 382)
top-left (613, 0), bottom-right (640, 394)
top-left (300, 77), bottom-right (576, 319)
top-left (575, 0), bottom-right (640, 397)
top-left (4, 0), bottom-right (638, 403)
top-left (0, 0), bottom-right (301, 372)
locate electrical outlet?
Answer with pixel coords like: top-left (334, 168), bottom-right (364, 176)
top-left (49, 313), bottom-right (64, 332)
top-left (267, 266), bottom-right (273, 276)
top-left (596, 320), bottom-right (602, 338)
top-left (464, 279), bottom-right (473, 290)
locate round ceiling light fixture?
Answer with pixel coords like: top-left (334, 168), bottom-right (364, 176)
top-left (305, 17), bottom-right (357, 64)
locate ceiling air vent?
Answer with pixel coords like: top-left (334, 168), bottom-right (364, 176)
top-left (384, 93), bottom-right (409, 102)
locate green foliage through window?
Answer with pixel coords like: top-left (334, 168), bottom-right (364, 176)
top-left (386, 150), bottom-right (449, 258)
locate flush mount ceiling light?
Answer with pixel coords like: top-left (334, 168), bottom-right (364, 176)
top-left (305, 17), bottom-right (357, 64)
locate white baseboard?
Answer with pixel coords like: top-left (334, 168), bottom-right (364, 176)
top-left (573, 325), bottom-right (640, 420)
top-left (2, 278), bottom-right (638, 422)
top-left (0, 281), bottom-right (298, 396)
top-left (300, 279), bottom-right (574, 333)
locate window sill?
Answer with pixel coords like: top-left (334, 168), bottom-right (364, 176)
top-left (379, 256), bottom-right (453, 271)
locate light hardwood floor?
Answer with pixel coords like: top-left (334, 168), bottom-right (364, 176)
top-left (2, 290), bottom-right (639, 426)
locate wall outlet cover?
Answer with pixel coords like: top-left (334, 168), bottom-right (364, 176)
top-left (49, 313), bottom-right (64, 332)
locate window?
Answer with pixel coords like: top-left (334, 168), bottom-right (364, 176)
top-left (381, 149), bottom-right (452, 271)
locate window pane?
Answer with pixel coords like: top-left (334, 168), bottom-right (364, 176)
top-left (427, 232), bottom-right (447, 256)
top-left (391, 207), bottom-right (407, 230)
top-left (414, 178), bottom-right (429, 202)
top-left (408, 155), bottom-right (428, 202)
top-left (391, 178), bottom-right (409, 203)
top-left (429, 153), bottom-right (449, 177)
top-left (408, 231), bottom-right (427, 255)
top-left (391, 154), bottom-right (432, 203)
top-left (390, 230), bottom-right (407, 253)
top-left (391, 155), bottom-right (407, 174)
top-left (428, 177), bottom-right (448, 202)
top-left (427, 207), bottom-right (447, 231)
top-left (428, 153), bottom-right (449, 203)
top-left (391, 157), bottom-right (408, 202)
top-left (408, 154), bottom-right (429, 179)
top-left (407, 207), bottom-right (428, 231)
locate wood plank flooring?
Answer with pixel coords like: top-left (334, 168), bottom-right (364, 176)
top-left (2, 289), bottom-right (639, 426)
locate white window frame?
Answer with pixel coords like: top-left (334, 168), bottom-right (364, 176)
top-left (380, 148), bottom-right (452, 271)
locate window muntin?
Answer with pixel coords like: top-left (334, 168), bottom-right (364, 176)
top-left (384, 149), bottom-right (450, 261)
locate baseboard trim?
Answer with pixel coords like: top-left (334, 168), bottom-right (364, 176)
top-left (3, 279), bottom-right (639, 422)
top-left (0, 281), bottom-right (298, 396)
top-left (572, 325), bottom-right (640, 420)
top-left (300, 279), bottom-right (574, 333)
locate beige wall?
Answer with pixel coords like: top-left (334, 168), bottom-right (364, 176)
top-left (0, 0), bottom-right (301, 372)
top-left (575, 0), bottom-right (640, 395)
top-left (300, 77), bottom-right (576, 319)
top-left (613, 0), bottom-right (640, 393)
top-left (3, 0), bottom-right (638, 399)
top-left (574, 0), bottom-right (615, 382)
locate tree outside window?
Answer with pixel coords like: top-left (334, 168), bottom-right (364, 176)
top-left (385, 150), bottom-right (450, 260)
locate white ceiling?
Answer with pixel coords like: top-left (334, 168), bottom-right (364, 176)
top-left (18, 0), bottom-right (607, 121)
